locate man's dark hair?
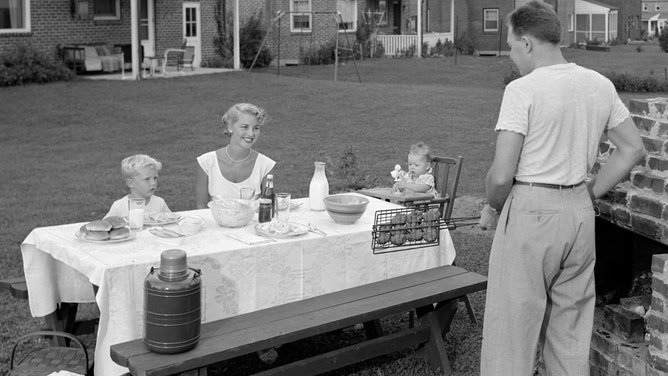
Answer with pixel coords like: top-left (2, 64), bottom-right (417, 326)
top-left (508, 1), bottom-right (561, 44)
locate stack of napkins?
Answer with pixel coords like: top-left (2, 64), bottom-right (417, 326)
top-left (224, 228), bottom-right (275, 245)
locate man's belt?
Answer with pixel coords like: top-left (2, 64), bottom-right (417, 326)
top-left (514, 180), bottom-right (585, 190)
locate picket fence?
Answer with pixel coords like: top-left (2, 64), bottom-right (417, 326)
top-left (375, 32), bottom-right (453, 56)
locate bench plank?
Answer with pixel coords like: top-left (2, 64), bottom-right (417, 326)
top-left (111, 265), bottom-right (487, 376)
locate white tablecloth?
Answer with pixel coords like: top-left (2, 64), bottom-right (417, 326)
top-left (21, 196), bottom-right (455, 376)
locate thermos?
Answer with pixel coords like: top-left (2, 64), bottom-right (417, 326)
top-left (144, 249), bottom-right (201, 354)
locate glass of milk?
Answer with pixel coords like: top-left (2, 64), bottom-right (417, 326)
top-left (128, 198), bottom-right (145, 230)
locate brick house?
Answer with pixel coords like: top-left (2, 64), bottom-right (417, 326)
top-left (0, 0), bottom-right (644, 74)
top-left (642, 1), bottom-right (668, 37)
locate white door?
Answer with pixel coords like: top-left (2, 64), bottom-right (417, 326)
top-left (183, 2), bottom-right (201, 67)
top-left (140, 0), bottom-right (155, 57)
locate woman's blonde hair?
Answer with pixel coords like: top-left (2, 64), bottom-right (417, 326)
top-left (221, 103), bottom-right (267, 136)
top-left (121, 154), bottom-right (162, 179)
top-left (409, 142), bottom-right (433, 163)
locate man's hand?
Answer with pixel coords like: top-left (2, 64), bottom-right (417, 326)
top-left (479, 204), bottom-right (499, 231)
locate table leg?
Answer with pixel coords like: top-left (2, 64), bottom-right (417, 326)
top-left (43, 302), bottom-right (80, 346)
top-left (416, 299), bottom-right (458, 375)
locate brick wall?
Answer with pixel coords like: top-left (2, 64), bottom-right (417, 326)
top-left (593, 98), bottom-right (668, 375)
top-left (0, 0), bottom-right (131, 61)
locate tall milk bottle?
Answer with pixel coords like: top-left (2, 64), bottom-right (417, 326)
top-left (309, 162), bottom-right (329, 211)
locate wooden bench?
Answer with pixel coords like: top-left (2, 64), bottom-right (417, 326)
top-left (0, 276), bottom-right (29, 299)
top-left (111, 265), bottom-right (487, 376)
top-left (1, 276), bottom-right (98, 337)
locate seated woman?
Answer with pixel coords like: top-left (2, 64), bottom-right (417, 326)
top-left (195, 103), bottom-right (275, 208)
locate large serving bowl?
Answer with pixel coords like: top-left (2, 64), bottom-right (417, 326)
top-left (208, 199), bottom-right (258, 228)
top-left (323, 194), bottom-right (369, 224)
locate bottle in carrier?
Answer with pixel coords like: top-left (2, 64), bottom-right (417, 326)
top-left (259, 174), bottom-right (275, 223)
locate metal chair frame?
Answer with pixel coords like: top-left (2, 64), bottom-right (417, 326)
top-left (10, 330), bottom-right (90, 376)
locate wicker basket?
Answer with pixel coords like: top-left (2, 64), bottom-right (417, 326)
top-left (10, 331), bottom-right (90, 376)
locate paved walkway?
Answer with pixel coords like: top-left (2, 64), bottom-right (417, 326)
top-left (80, 67), bottom-right (237, 81)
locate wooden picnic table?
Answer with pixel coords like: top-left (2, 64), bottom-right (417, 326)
top-left (20, 195), bottom-right (456, 376)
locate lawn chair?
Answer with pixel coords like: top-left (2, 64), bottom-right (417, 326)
top-left (178, 45), bottom-right (195, 71)
top-left (9, 331), bottom-right (91, 376)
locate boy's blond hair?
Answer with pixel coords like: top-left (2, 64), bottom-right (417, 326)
top-left (409, 142), bottom-right (433, 163)
top-left (121, 154), bottom-right (162, 180)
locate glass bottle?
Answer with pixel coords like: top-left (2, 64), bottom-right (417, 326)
top-left (309, 162), bottom-right (329, 211)
top-left (259, 175), bottom-right (275, 223)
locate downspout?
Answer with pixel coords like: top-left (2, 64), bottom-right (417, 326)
top-left (234, 0), bottom-right (240, 69)
top-left (131, 0), bottom-right (140, 79)
top-left (417, 0), bottom-right (422, 57)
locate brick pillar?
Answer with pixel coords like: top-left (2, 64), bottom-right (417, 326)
top-left (594, 98), bottom-right (668, 375)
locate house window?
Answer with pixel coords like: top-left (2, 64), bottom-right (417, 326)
top-left (365, 0), bottom-right (387, 25)
top-left (657, 4), bottom-right (662, 11)
top-left (291, 0), bottom-right (311, 32)
top-left (0, 0), bottom-right (30, 33)
top-left (338, 0), bottom-right (357, 32)
top-left (94, 0), bottom-right (120, 20)
top-left (643, 3), bottom-right (648, 11)
top-left (568, 13), bottom-right (574, 32)
top-left (483, 9), bottom-right (499, 32)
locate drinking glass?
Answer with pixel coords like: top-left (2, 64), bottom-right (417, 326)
top-left (240, 187), bottom-right (255, 200)
top-left (128, 198), bottom-right (145, 230)
top-left (275, 193), bottom-right (291, 223)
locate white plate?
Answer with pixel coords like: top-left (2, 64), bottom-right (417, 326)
top-left (75, 230), bottom-right (135, 243)
top-left (143, 213), bottom-right (183, 226)
top-left (254, 222), bottom-right (309, 238)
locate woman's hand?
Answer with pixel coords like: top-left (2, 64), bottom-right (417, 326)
top-left (479, 204), bottom-right (499, 231)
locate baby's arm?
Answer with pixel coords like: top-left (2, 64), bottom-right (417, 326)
top-left (393, 173), bottom-right (433, 193)
top-left (394, 180), bottom-right (431, 193)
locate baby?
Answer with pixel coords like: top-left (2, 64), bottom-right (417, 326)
top-left (105, 154), bottom-right (171, 218)
top-left (392, 142), bottom-right (438, 197)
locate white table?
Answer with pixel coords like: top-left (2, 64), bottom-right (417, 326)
top-left (21, 195), bottom-right (455, 376)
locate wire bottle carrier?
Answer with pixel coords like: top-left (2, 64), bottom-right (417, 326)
top-left (371, 204), bottom-right (479, 254)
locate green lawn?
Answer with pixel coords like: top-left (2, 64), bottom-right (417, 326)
top-left (0, 43), bottom-right (665, 376)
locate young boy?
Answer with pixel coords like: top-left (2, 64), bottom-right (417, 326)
top-left (105, 154), bottom-right (171, 218)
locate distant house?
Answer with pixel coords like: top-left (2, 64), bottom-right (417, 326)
top-left (642, 1), bottom-right (668, 36)
top-left (0, 0), bottom-right (645, 76)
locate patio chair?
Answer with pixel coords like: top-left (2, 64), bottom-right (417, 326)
top-left (178, 45), bottom-right (195, 71)
top-left (162, 48), bottom-right (186, 76)
top-left (9, 331), bottom-right (91, 376)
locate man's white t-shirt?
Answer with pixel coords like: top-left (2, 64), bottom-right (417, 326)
top-left (495, 63), bottom-right (629, 185)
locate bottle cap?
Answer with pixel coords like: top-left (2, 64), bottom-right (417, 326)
top-left (158, 249), bottom-right (188, 281)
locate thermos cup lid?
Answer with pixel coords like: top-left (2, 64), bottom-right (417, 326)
top-left (159, 249), bottom-right (188, 280)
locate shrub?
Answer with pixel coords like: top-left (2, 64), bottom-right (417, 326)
top-left (454, 32), bottom-right (475, 55)
top-left (394, 44), bottom-right (417, 58)
top-left (354, 15), bottom-right (385, 59)
top-left (239, 12), bottom-right (273, 68)
top-left (212, 0), bottom-right (234, 68)
top-left (660, 27), bottom-right (668, 52)
top-left (603, 71), bottom-right (668, 92)
top-left (0, 43), bottom-right (74, 87)
top-left (503, 68), bottom-right (521, 86)
top-left (301, 39), bottom-right (337, 65)
top-left (428, 39), bottom-right (455, 57)
top-left (323, 146), bottom-right (380, 192)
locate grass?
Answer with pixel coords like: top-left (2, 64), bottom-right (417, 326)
top-left (0, 42), bottom-right (666, 376)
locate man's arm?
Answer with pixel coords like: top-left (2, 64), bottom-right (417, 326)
top-left (485, 130), bottom-right (524, 211)
top-left (589, 117), bottom-right (646, 199)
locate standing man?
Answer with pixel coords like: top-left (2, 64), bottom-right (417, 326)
top-left (479, 2), bottom-right (646, 375)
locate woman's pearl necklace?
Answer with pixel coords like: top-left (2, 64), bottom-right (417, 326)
top-left (225, 146), bottom-right (251, 163)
